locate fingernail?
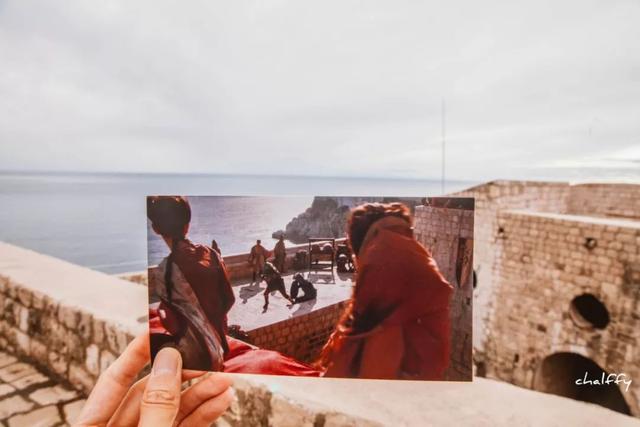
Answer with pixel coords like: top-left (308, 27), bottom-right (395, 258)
top-left (153, 347), bottom-right (179, 376)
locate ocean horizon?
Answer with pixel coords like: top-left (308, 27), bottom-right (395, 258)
top-left (0, 172), bottom-right (477, 274)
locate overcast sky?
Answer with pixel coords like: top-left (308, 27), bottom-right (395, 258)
top-left (1, 0), bottom-right (639, 182)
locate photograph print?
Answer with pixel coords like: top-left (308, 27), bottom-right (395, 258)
top-left (146, 195), bottom-right (474, 381)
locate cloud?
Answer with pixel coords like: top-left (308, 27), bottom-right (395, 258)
top-left (0, 0), bottom-right (639, 181)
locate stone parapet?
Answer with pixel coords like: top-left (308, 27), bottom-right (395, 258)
top-left (0, 243), bottom-right (148, 395)
top-left (124, 239), bottom-right (347, 286)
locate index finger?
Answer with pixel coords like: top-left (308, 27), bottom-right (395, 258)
top-left (74, 332), bottom-right (150, 426)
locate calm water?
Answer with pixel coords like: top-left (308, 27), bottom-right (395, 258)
top-left (0, 172), bottom-right (474, 274)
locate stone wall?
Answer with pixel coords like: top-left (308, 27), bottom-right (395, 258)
top-left (0, 243), bottom-right (148, 395)
top-left (223, 239), bottom-right (346, 283)
top-left (453, 180), bottom-right (640, 356)
top-left (139, 240), bottom-right (348, 286)
top-left (483, 210), bottom-right (640, 415)
top-left (247, 301), bottom-right (348, 364)
top-left (414, 202), bottom-right (474, 381)
top-left (452, 181), bottom-right (571, 352)
top-left (567, 183), bottom-right (640, 219)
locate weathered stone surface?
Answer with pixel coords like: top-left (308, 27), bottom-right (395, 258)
top-left (0, 363), bottom-right (37, 383)
top-left (63, 399), bottom-right (86, 425)
top-left (11, 372), bottom-right (49, 390)
top-left (0, 383), bottom-right (15, 398)
top-left (0, 395), bottom-right (34, 419)
top-left (7, 405), bottom-right (60, 427)
top-left (452, 181), bottom-right (640, 416)
top-left (85, 344), bottom-right (100, 376)
top-left (29, 384), bottom-right (78, 405)
top-left (0, 352), bottom-right (17, 369)
top-left (48, 352), bottom-right (67, 377)
top-left (268, 396), bottom-right (316, 427)
top-left (68, 363), bottom-right (95, 394)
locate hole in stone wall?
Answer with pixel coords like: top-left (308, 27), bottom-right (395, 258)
top-left (533, 352), bottom-right (630, 415)
top-left (584, 237), bottom-right (598, 250)
top-left (472, 270), bottom-right (477, 289)
top-left (569, 294), bottom-right (610, 329)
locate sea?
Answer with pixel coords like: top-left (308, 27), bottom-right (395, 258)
top-left (0, 172), bottom-right (476, 274)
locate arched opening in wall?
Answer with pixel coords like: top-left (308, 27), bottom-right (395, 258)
top-left (569, 294), bottom-right (610, 329)
top-left (533, 353), bottom-right (630, 415)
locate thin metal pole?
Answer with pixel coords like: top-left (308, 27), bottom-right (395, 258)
top-left (441, 99), bottom-right (446, 195)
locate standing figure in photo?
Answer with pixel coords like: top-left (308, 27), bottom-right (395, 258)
top-left (248, 239), bottom-right (268, 282)
top-left (290, 273), bottom-right (317, 303)
top-left (273, 234), bottom-right (287, 273)
top-left (261, 261), bottom-right (294, 311)
top-left (147, 196), bottom-right (235, 372)
top-left (319, 202), bottom-right (453, 380)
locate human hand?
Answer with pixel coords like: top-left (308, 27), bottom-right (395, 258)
top-left (74, 334), bottom-right (234, 426)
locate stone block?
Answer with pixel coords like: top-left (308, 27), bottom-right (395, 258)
top-left (92, 319), bottom-right (105, 346)
top-left (0, 351), bottom-right (17, 369)
top-left (30, 289), bottom-right (46, 310)
top-left (269, 396), bottom-right (316, 427)
top-left (0, 383), bottom-right (15, 398)
top-left (85, 344), bottom-right (100, 376)
top-left (78, 311), bottom-right (93, 342)
top-left (29, 339), bottom-right (48, 365)
top-left (105, 323), bottom-right (120, 353)
top-left (30, 384), bottom-right (78, 406)
top-left (16, 287), bottom-right (32, 307)
top-left (66, 331), bottom-right (85, 364)
top-left (58, 305), bottom-right (79, 330)
top-left (7, 405), bottom-right (61, 427)
top-left (0, 395), bottom-right (34, 419)
top-left (18, 306), bottom-right (29, 332)
top-left (0, 362), bottom-right (37, 383)
top-left (68, 363), bottom-right (96, 393)
top-left (48, 352), bottom-right (68, 377)
top-left (12, 372), bottom-right (50, 390)
top-left (5, 279), bottom-right (18, 298)
top-left (63, 399), bottom-right (86, 425)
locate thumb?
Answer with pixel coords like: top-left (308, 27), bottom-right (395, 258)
top-left (138, 347), bottom-right (182, 427)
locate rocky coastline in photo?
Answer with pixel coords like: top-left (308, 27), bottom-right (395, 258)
top-left (273, 196), bottom-right (424, 243)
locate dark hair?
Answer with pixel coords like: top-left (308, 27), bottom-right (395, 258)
top-left (347, 202), bottom-right (412, 256)
top-left (147, 196), bottom-right (191, 239)
top-left (147, 196), bottom-right (191, 303)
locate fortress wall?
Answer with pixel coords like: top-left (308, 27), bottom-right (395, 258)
top-left (247, 301), bottom-right (348, 364)
top-left (136, 239), bottom-right (348, 286)
top-left (451, 181), bottom-right (572, 351)
top-left (484, 210), bottom-right (640, 415)
top-left (414, 204), bottom-right (474, 381)
top-left (223, 239), bottom-right (347, 282)
top-left (0, 243), bottom-right (148, 394)
top-left (567, 183), bottom-right (640, 219)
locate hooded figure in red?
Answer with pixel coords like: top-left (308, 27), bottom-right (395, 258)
top-left (320, 202), bottom-right (453, 380)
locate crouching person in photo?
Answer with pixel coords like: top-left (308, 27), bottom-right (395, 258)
top-left (319, 202), bottom-right (453, 380)
top-left (147, 196), bottom-right (235, 372)
top-left (290, 273), bottom-right (317, 303)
